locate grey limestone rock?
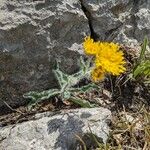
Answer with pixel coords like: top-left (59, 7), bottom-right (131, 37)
top-left (0, 108), bottom-right (111, 150)
top-left (0, 0), bottom-right (89, 114)
top-left (0, 0), bottom-right (150, 113)
top-left (81, 0), bottom-right (150, 46)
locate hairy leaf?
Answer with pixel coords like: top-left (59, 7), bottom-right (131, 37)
top-left (70, 83), bottom-right (99, 93)
top-left (23, 89), bottom-right (60, 102)
top-left (69, 97), bottom-right (97, 108)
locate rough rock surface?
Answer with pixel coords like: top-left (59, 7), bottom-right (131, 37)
top-left (0, 108), bottom-right (111, 150)
top-left (0, 0), bottom-right (150, 113)
top-left (0, 0), bottom-right (89, 114)
top-left (81, 0), bottom-right (150, 46)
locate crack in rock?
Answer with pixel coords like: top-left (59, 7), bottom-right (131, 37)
top-left (130, 0), bottom-right (140, 39)
top-left (79, 0), bottom-right (99, 41)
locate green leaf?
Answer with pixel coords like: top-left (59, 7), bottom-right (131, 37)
top-left (139, 36), bottom-right (148, 62)
top-left (62, 91), bottom-right (71, 100)
top-left (53, 61), bottom-right (80, 89)
top-left (53, 68), bottom-right (69, 88)
top-left (70, 83), bottom-right (99, 93)
top-left (133, 60), bottom-right (150, 78)
top-left (23, 89), bottom-right (60, 102)
top-left (133, 65), bottom-right (145, 78)
top-left (144, 79), bottom-right (150, 84)
top-left (24, 57), bottom-right (96, 107)
top-left (79, 56), bottom-right (87, 74)
top-left (69, 97), bottom-right (97, 108)
top-left (79, 56), bottom-right (92, 75)
top-left (78, 83), bottom-right (99, 92)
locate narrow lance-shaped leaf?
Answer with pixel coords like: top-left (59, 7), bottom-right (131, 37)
top-left (139, 36), bottom-right (148, 62)
top-left (70, 83), bottom-right (99, 93)
top-left (69, 97), bottom-right (97, 108)
top-left (133, 60), bottom-right (150, 78)
top-left (53, 59), bottom-right (70, 88)
top-left (23, 89), bottom-right (60, 102)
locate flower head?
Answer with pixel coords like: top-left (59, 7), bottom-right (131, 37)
top-left (83, 36), bottom-right (126, 81)
top-left (95, 42), bottom-right (126, 75)
top-left (91, 66), bottom-right (105, 82)
top-left (83, 36), bottom-right (100, 55)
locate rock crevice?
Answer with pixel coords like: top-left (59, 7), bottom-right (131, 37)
top-left (79, 0), bottom-right (99, 41)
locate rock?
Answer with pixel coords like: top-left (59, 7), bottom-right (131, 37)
top-left (0, 0), bottom-right (89, 114)
top-left (81, 0), bottom-right (150, 46)
top-left (1, 0), bottom-right (150, 114)
top-left (0, 108), bottom-right (111, 150)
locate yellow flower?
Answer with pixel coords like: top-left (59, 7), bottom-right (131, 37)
top-left (83, 36), bottom-right (126, 81)
top-left (95, 42), bottom-right (126, 75)
top-left (91, 66), bottom-right (105, 82)
top-left (83, 36), bottom-right (100, 55)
